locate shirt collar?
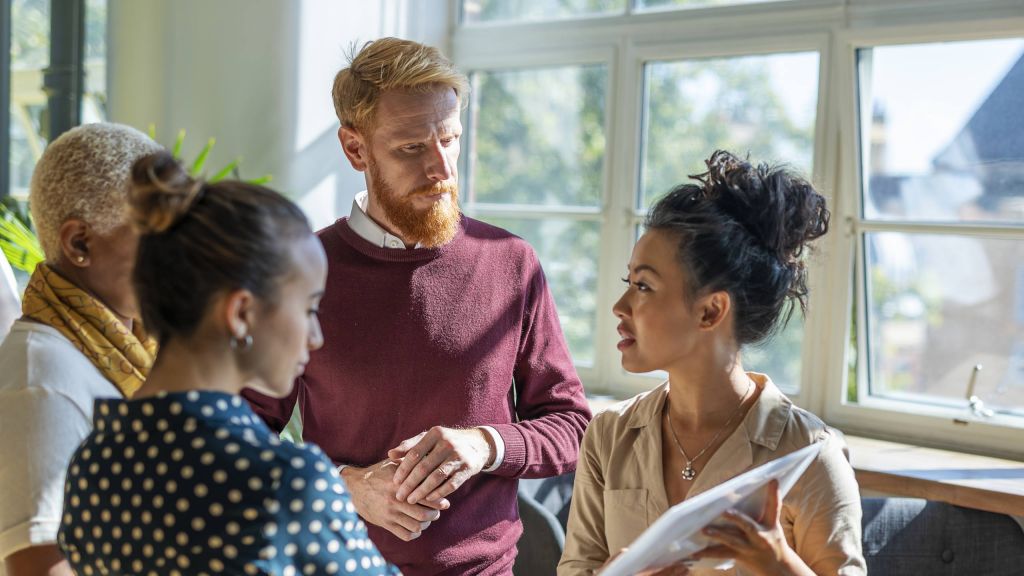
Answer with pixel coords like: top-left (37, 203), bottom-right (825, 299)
top-left (624, 372), bottom-right (792, 451)
top-left (347, 191), bottom-right (421, 249)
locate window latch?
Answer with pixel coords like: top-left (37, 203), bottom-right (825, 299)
top-left (965, 364), bottom-right (994, 418)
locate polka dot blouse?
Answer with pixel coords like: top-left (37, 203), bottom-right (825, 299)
top-left (58, 390), bottom-right (398, 576)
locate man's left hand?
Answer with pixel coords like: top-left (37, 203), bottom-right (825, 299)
top-left (388, 426), bottom-right (495, 504)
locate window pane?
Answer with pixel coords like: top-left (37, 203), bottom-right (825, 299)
top-left (637, 0), bottom-right (780, 10)
top-left (865, 232), bottom-right (1024, 414)
top-left (640, 52), bottom-right (818, 209)
top-left (479, 217), bottom-right (599, 366)
top-left (469, 65), bottom-right (606, 207)
top-left (744, 317), bottom-right (803, 394)
top-left (859, 39), bottom-right (1024, 224)
top-left (82, 0), bottom-right (107, 123)
top-left (10, 0), bottom-right (51, 199)
top-left (462, 0), bottom-right (625, 24)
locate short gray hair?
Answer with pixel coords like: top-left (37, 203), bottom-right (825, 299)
top-left (30, 123), bottom-right (162, 260)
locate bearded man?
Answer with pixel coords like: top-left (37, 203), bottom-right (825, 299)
top-left (244, 38), bottom-right (591, 576)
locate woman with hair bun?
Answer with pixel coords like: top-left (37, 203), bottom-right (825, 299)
top-left (58, 151), bottom-right (397, 575)
top-left (560, 151), bottom-right (865, 575)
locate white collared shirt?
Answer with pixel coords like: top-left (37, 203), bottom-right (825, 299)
top-left (346, 192), bottom-right (505, 472)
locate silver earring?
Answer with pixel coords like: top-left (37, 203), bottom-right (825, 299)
top-left (76, 255), bottom-right (85, 264)
top-left (229, 334), bottom-right (253, 351)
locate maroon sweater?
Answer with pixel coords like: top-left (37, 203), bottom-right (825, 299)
top-left (246, 216), bottom-right (591, 576)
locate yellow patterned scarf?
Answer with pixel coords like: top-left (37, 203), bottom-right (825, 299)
top-left (21, 264), bottom-right (156, 397)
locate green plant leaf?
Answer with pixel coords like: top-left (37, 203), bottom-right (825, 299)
top-left (210, 158), bottom-right (240, 183)
top-left (147, 123), bottom-right (157, 140)
top-left (172, 129), bottom-right (186, 159)
top-left (191, 138), bottom-right (216, 176)
top-left (248, 175), bottom-right (273, 186)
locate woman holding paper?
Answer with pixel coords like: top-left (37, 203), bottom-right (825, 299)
top-left (559, 151), bottom-right (865, 576)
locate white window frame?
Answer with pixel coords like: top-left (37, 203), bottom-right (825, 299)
top-left (451, 0), bottom-right (1024, 459)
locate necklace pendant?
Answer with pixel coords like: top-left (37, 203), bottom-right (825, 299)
top-left (681, 463), bottom-right (697, 480)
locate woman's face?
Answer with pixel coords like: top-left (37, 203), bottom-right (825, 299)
top-left (613, 229), bottom-right (704, 374)
top-left (246, 234), bottom-right (328, 398)
top-left (81, 223), bottom-right (142, 321)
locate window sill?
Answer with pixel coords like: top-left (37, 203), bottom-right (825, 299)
top-left (846, 435), bottom-right (1024, 516)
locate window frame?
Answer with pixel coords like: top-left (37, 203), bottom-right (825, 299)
top-left (452, 0), bottom-right (1024, 459)
top-left (822, 19), bottom-right (1024, 459)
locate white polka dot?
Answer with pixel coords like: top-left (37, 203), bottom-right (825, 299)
top-left (181, 466), bottom-right (194, 479)
top-left (157, 419), bottom-right (168, 431)
top-left (283, 567), bottom-right (296, 576)
top-left (209, 503), bottom-right (223, 516)
top-left (142, 403), bottom-right (154, 416)
top-left (176, 532), bottom-right (189, 546)
top-left (361, 556), bottom-right (372, 569)
top-left (226, 521), bottom-right (240, 535)
top-left (260, 545), bottom-right (276, 559)
top-left (166, 480), bottom-right (178, 493)
top-left (209, 558), bottom-right (224, 571)
top-left (236, 458), bottom-right (250, 471)
top-left (283, 542), bottom-right (297, 556)
top-left (215, 428), bottom-right (230, 440)
top-left (171, 448), bottom-right (184, 461)
top-left (201, 452), bottom-right (215, 465)
top-left (312, 499), bottom-right (326, 512)
top-left (225, 442), bottom-right (240, 454)
top-left (170, 401), bottom-right (182, 414)
top-left (209, 535), bottom-right (223, 549)
top-left (202, 405), bottom-right (215, 417)
top-left (164, 512), bottom-right (176, 526)
top-left (151, 495), bottom-right (162, 508)
top-left (140, 511), bottom-right (152, 524)
top-left (306, 542), bottom-right (320, 555)
top-left (260, 450), bottom-right (275, 462)
top-left (224, 545), bottom-right (238, 559)
top-left (327, 540), bottom-right (340, 554)
top-left (176, 498), bottom-right (189, 512)
top-left (314, 478), bottom-right (328, 491)
top-left (187, 390), bottom-right (200, 401)
top-left (326, 560), bottom-right (339, 574)
top-left (287, 521), bottom-right (301, 534)
top-left (345, 559), bottom-right (357, 572)
top-left (289, 499), bottom-right (304, 513)
top-left (192, 437), bottom-right (206, 450)
top-left (216, 399), bottom-right (228, 411)
top-left (228, 489), bottom-right (242, 503)
top-left (291, 457), bottom-right (305, 469)
top-left (214, 470), bottom-right (228, 483)
top-left (195, 483), bottom-right (208, 497)
top-left (248, 477), bottom-right (263, 491)
top-left (309, 519), bottom-right (323, 533)
top-left (243, 507), bottom-right (258, 520)
top-left (192, 517), bottom-right (205, 531)
top-left (265, 522), bottom-right (278, 537)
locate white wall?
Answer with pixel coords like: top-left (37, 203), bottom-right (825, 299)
top-left (107, 0), bottom-right (452, 231)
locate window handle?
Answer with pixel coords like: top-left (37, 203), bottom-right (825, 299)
top-left (965, 364), bottom-right (994, 418)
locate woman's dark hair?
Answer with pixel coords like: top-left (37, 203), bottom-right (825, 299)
top-left (129, 151), bottom-right (311, 345)
top-left (646, 150), bottom-right (829, 346)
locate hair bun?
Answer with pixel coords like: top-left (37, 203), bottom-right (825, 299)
top-left (695, 150), bottom-right (828, 264)
top-left (129, 151), bottom-right (204, 235)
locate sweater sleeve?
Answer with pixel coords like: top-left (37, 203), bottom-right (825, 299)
top-left (490, 253), bottom-right (592, 478)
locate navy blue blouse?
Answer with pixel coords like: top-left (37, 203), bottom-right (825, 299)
top-left (58, 390), bottom-right (398, 575)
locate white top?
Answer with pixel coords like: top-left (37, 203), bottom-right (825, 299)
top-left (0, 320), bottom-right (119, 571)
top-left (347, 192), bottom-right (505, 472)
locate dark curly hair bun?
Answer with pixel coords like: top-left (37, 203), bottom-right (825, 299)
top-left (646, 150), bottom-right (830, 345)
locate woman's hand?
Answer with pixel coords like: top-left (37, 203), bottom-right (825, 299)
top-left (690, 480), bottom-right (814, 576)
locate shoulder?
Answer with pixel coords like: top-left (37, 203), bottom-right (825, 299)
top-left (460, 217), bottom-right (538, 261)
top-left (585, 384), bottom-right (667, 447)
top-left (0, 321), bottom-right (115, 409)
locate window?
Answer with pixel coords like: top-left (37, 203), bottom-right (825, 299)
top-left (842, 38), bottom-right (1024, 440)
top-left (454, 0), bottom-right (1024, 456)
top-left (5, 0), bottom-right (106, 199)
top-left (463, 64), bottom-right (608, 366)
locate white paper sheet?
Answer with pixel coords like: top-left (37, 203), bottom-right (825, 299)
top-left (599, 442), bottom-right (824, 576)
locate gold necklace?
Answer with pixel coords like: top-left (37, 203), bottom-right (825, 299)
top-left (666, 379), bottom-right (754, 481)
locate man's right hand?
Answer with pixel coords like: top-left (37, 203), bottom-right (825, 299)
top-left (340, 459), bottom-right (450, 541)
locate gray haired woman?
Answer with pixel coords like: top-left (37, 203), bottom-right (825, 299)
top-left (0, 123), bottom-right (161, 576)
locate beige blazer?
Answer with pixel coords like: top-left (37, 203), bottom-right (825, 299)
top-left (558, 375), bottom-right (866, 576)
